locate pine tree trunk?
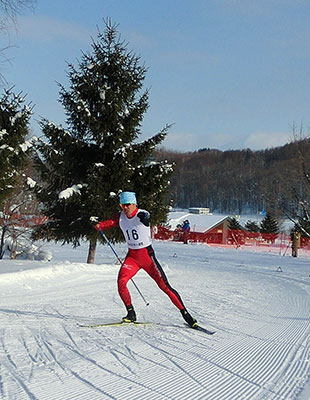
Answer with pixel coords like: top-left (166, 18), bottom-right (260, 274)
top-left (87, 238), bottom-right (97, 264)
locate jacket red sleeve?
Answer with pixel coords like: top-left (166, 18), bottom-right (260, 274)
top-left (95, 213), bottom-right (120, 231)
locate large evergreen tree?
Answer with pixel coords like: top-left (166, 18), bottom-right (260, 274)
top-left (0, 88), bottom-right (33, 207)
top-left (31, 21), bottom-right (173, 262)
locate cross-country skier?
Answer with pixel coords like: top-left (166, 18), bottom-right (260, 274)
top-left (94, 191), bottom-right (198, 328)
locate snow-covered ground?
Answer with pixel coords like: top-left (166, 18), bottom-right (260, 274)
top-left (0, 240), bottom-right (309, 400)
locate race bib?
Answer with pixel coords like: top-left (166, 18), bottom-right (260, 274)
top-left (119, 209), bottom-right (152, 249)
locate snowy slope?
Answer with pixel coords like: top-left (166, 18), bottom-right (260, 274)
top-left (0, 241), bottom-right (309, 399)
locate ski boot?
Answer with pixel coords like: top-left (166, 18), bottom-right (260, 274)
top-left (181, 309), bottom-right (198, 328)
top-left (122, 305), bottom-right (136, 323)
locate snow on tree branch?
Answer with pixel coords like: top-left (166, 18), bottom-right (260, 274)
top-left (58, 184), bottom-right (84, 200)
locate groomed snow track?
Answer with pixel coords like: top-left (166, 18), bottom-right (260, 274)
top-left (0, 242), bottom-right (309, 399)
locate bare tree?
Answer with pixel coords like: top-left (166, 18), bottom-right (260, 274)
top-left (0, 175), bottom-right (42, 259)
top-left (0, 0), bottom-right (36, 82)
top-left (277, 125), bottom-right (310, 237)
top-left (0, 0), bottom-right (35, 30)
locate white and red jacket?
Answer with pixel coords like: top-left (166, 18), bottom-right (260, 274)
top-left (97, 208), bottom-right (151, 249)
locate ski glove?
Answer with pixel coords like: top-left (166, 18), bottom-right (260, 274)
top-left (137, 211), bottom-right (150, 227)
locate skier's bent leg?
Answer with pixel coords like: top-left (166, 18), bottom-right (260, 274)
top-left (117, 257), bottom-right (140, 307)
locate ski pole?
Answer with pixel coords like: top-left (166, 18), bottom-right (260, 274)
top-left (99, 229), bottom-right (149, 306)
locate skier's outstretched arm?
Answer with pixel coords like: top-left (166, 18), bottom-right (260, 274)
top-left (94, 214), bottom-right (120, 231)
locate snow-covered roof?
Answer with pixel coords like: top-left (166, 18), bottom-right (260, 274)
top-left (167, 211), bottom-right (295, 234)
top-left (167, 211), bottom-right (229, 233)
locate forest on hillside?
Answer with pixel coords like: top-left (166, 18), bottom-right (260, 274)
top-left (154, 138), bottom-right (310, 216)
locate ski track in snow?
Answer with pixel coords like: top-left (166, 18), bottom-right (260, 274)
top-left (0, 241), bottom-right (309, 399)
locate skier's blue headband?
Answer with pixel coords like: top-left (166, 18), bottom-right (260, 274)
top-left (119, 191), bottom-right (137, 205)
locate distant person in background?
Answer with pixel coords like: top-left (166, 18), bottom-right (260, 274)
top-left (292, 231), bottom-right (301, 257)
top-left (182, 219), bottom-right (190, 244)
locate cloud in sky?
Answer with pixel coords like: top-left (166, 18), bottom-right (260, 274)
top-left (244, 131), bottom-right (292, 150)
top-left (204, 133), bottom-right (236, 151)
top-left (161, 131), bottom-right (239, 152)
top-left (161, 132), bottom-right (203, 152)
top-left (161, 130), bottom-right (292, 153)
top-left (17, 15), bottom-right (91, 45)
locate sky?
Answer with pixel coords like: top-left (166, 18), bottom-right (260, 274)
top-left (1, 0), bottom-right (310, 152)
